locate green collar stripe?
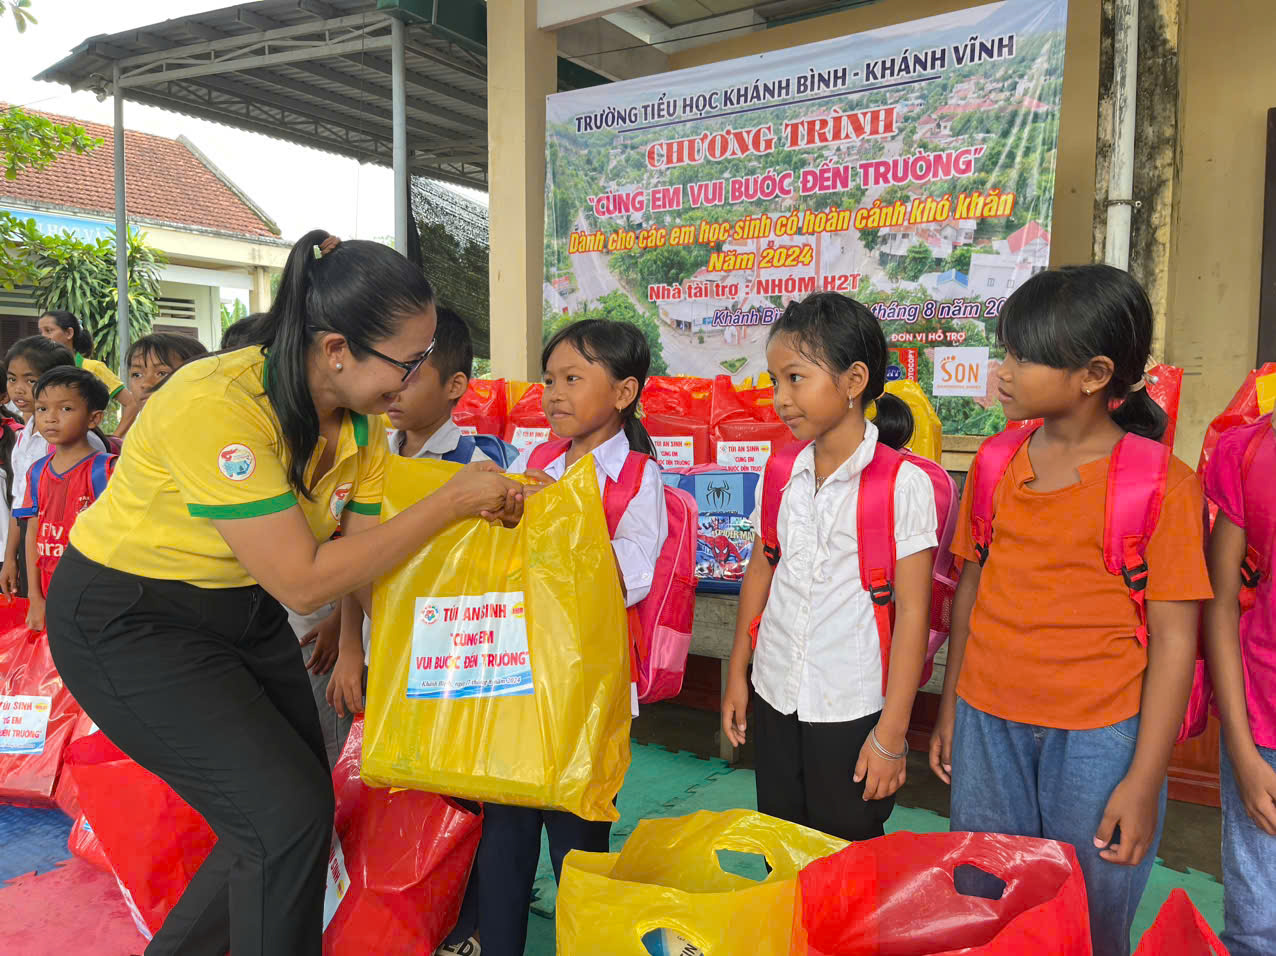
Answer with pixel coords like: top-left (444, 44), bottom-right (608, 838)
top-left (187, 491), bottom-right (297, 520)
top-left (74, 352), bottom-right (85, 368)
top-left (352, 413), bottom-right (369, 447)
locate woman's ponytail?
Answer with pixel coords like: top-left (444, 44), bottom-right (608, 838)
top-left (1110, 386), bottom-right (1167, 442)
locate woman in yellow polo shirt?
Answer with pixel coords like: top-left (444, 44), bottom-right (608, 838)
top-left (45, 231), bottom-right (523, 956)
top-left (37, 309), bottom-right (137, 430)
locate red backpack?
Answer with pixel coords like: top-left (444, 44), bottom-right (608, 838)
top-left (967, 425), bottom-right (1214, 743)
top-left (527, 438), bottom-right (697, 703)
top-left (753, 440), bottom-right (958, 695)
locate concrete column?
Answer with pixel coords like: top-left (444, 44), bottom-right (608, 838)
top-left (487, 0), bottom-right (557, 381)
top-left (249, 266), bottom-right (273, 314)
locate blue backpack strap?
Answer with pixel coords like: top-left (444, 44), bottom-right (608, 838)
top-left (441, 434), bottom-right (477, 465)
top-left (90, 452), bottom-right (115, 498)
top-left (470, 434), bottom-right (519, 468)
top-left (17, 454), bottom-right (51, 518)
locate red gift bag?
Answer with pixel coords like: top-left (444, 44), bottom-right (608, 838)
top-left (454, 378), bottom-right (508, 438)
top-left (791, 832), bottom-right (1092, 956)
top-left (63, 732), bottom-right (217, 938)
top-left (52, 709), bottom-right (98, 818)
top-left (0, 600), bottom-right (83, 807)
top-left (1132, 890), bottom-right (1227, 955)
top-left (504, 384), bottom-right (551, 455)
top-left (323, 718), bottom-right (482, 954)
top-left (67, 811), bottom-right (111, 871)
top-left (709, 376), bottom-right (801, 465)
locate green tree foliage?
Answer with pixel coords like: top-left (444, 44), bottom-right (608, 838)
top-left (543, 290), bottom-right (668, 376)
top-left (902, 242), bottom-right (936, 282)
top-left (20, 225), bottom-right (165, 371)
top-left (1, 0), bottom-right (35, 33)
top-left (943, 245), bottom-right (973, 275)
top-left (220, 299), bottom-right (249, 336)
top-left (0, 106), bottom-right (100, 181)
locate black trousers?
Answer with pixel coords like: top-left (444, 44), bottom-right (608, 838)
top-left (752, 694), bottom-right (895, 843)
top-left (46, 546), bottom-right (333, 956)
top-left (449, 803), bottom-right (611, 956)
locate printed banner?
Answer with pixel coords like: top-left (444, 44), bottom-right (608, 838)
top-left (407, 593), bottom-right (533, 700)
top-left (0, 695), bottom-right (52, 755)
top-left (546, 0), bottom-right (1067, 436)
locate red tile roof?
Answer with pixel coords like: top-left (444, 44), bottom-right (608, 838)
top-left (1007, 221), bottom-right (1050, 253)
top-left (0, 106), bottom-right (279, 240)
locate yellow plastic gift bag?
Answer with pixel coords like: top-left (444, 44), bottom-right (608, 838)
top-left (885, 378), bottom-right (943, 463)
top-left (556, 810), bottom-right (847, 955)
top-left (361, 456), bottom-right (631, 822)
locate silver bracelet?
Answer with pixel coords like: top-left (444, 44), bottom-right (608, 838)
top-left (870, 727), bottom-right (908, 761)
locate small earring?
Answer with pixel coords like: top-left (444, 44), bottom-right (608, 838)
top-left (848, 397), bottom-right (855, 409)
top-left (335, 362), bottom-right (343, 371)
top-left (1083, 387), bottom-right (1091, 395)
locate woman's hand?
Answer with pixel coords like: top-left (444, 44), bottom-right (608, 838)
top-left (326, 650), bottom-right (365, 719)
top-left (856, 726), bottom-right (908, 800)
top-left (441, 462), bottom-right (525, 524)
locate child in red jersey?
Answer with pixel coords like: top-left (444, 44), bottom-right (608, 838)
top-left (16, 367), bottom-right (116, 630)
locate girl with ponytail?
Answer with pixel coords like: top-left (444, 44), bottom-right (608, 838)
top-left (45, 229), bottom-right (524, 955)
top-left (444, 318), bottom-right (668, 956)
top-left (38, 309), bottom-right (137, 433)
top-left (929, 265), bottom-right (1211, 956)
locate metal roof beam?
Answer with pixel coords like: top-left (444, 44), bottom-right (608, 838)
top-left (118, 34), bottom-right (395, 88)
top-left (402, 42), bottom-right (486, 84)
top-left (337, 51), bottom-right (486, 113)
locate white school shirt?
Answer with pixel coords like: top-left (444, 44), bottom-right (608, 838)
top-left (11, 418), bottom-right (105, 512)
top-left (361, 420), bottom-right (494, 663)
top-left (512, 429), bottom-right (669, 717)
top-left (386, 419), bottom-right (492, 464)
top-left (749, 420), bottom-right (937, 723)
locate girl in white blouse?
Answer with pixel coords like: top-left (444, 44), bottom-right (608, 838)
top-left (722, 293), bottom-right (937, 842)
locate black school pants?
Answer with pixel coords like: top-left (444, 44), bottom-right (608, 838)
top-left (447, 803), bottom-right (611, 956)
top-left (752, 694), bottom-right (895, 842)
top-left (46, 546), bottom-right (333, 956)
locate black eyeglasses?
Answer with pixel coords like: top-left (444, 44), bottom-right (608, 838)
top-left (362, 338), bottom-right (435, 383)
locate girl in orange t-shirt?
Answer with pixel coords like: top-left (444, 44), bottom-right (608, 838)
top-left (929, 265), bottom-right (1211, 956)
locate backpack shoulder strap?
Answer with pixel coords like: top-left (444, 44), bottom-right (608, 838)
top-left (526, 437), bottom-right (571, 472)
top-left (89, 452), bottom-right (115, 498)
top-left (969, 425), bottom-right (1038, 565)
top-left (904, 449), bottom-right (960, 580)
top-left (759, 440), bottom-right (811, 567)
top-left (441, 434), bottom-right (477, 465)
top-left (470, 435), bottom-right (519, 468)
top-left (602, 451), bottom-right (648, 539)
top-left (1239, 419), bottom-right (1276, 597)
top-left (857, 443), bottom-right (905, 696)
top-left (1104, 433), bottom-right (1171, 647)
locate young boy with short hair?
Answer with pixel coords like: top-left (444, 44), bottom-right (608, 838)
top-left (17, 367), bottom-right (116, 631)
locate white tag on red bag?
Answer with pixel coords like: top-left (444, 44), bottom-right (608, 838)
top-left (716, 441), bottom-right (771, 471)
top-left (0, 695), bottom-right (52, 755)
top-left (652, 436), bottom-right (695, 468)
top-left (512, 426), bottom-right (551, 455)
top-left (322, 833), bottom-right (350, 930)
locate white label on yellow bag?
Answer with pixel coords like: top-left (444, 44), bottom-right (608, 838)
top-left (0, 695), bottom-right (52, 755)
top-left (322, 834), bottom-right (350, 930)
top-left (407, 592), bottom-right (533, 700)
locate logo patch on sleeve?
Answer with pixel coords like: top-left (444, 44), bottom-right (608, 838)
top-left (330, 481), bottom-right (353, 520)
top-left (218, 443), bottom-right (256, 481)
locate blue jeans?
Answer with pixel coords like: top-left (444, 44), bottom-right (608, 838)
top-left (950, 698), bottom-right (1166, 956)
top-left (1221, 739), bottom-right (1276, 956)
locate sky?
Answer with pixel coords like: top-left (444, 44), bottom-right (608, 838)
top-left (0, 0), bottom-right (486, 252)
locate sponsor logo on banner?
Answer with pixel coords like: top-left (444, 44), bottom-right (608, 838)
top-left (932, 347), bottom-right (990, 397)
top-left (217, 443), bottom-right (256, 481)
top-left (407, 592), bottom-right (534, 700)
top-left (512, 426), bottom-right (551, 455)
top-left (653, 435), bottom-right (695, 467)
top-left (0, 695), bottom-right (53, 755)
top-left (329, 481), bottom-right (353, 520)
top-left (716, 440), bottom-right (771, 471)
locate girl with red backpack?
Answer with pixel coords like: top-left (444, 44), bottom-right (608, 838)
top-left (1203, 416), bottom-right (1276, 956)
top-left (721, 293), bottom-right (938, 843)
top-left (440, 319), bottom-right (669, 956)
top-left (928, 265), bottom-right (1211, 956)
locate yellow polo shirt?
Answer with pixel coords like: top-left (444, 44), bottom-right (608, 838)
top-left (75, 353), bottom-right (125, 400)
top-left (71, 347), bottom-right (386, 588)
